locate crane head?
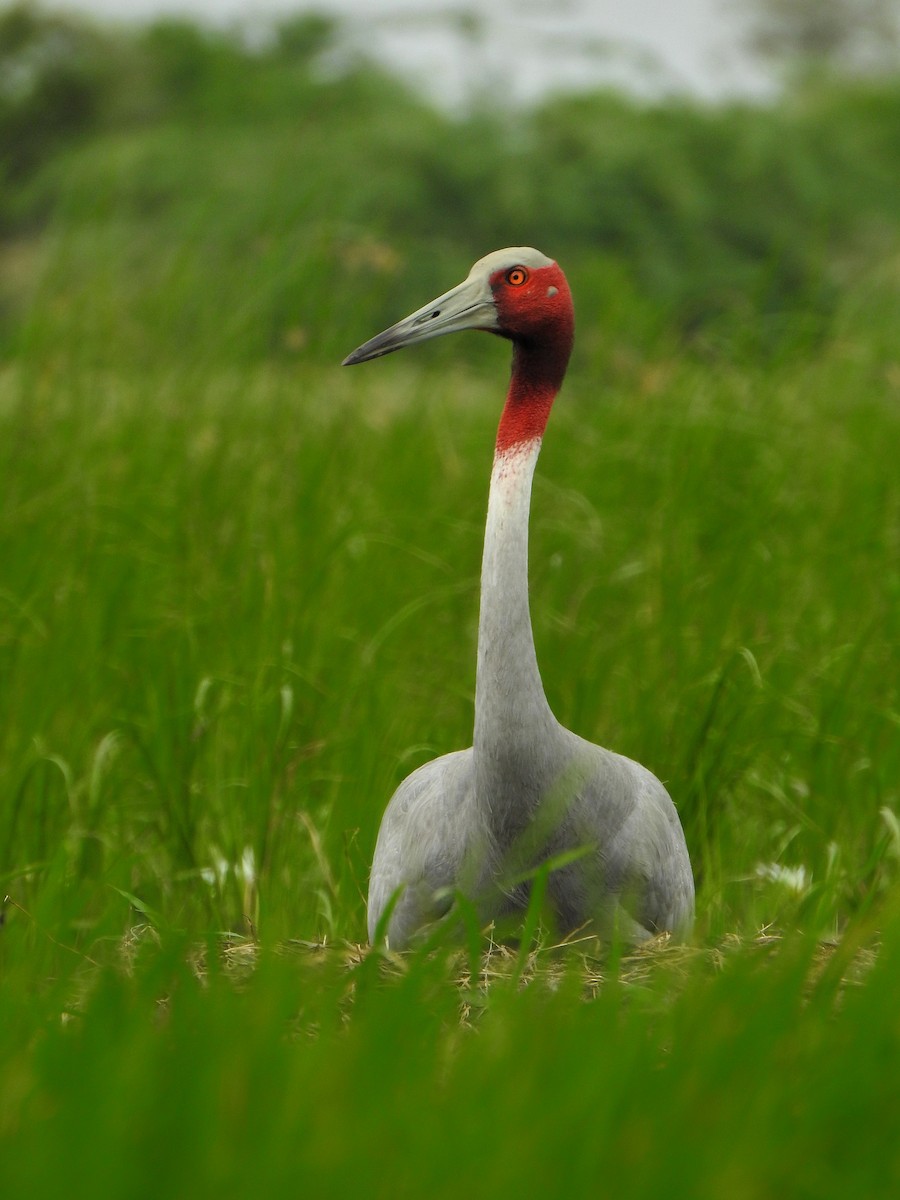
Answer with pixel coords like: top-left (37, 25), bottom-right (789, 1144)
top-left (342, 247), bottom-right (574, 366)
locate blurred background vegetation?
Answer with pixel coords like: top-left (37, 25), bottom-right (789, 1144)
top-left (2, 0), bottom-right (900, 367)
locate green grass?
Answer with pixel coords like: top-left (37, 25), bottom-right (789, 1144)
top-left (2, 265), bottom-right (899, 1193)
top-left (2, 295), bottom-right (896, 943)
top-left (1, 928), bottom-right (898, 1198)
top-left (2, 19), bottom-right (900, 1190)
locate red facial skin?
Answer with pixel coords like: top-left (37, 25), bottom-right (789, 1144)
top-left (489, 262), bottom-right (575, 454)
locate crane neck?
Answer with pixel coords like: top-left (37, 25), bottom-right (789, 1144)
top-left (475, 347), bottom-right (565, 763)
top-left (475, 436), bottom-right (554, 761)
top-left (495, 337), bottom-right (570, 455)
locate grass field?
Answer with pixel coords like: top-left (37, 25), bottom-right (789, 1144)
top-left (2, 262), bottom-right (898, 1196)
top-left (2, 12), bottom-right (900, 1195)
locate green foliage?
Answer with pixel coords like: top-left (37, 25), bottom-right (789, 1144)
top-left (4, 6), bottom-right (900, 358)
top-left (0, 3), bottom-right (113, 226)
top-left (1, 923), bottom-right (899, 1197)
top-left (1, 295), bottom-right (897, 942)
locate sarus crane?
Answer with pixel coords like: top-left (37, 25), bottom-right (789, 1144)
top-left (344, 247), bottom-right (694, 948)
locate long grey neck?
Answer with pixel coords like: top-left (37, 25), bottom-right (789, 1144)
top-left (473, 438), bottom-right (558, 769)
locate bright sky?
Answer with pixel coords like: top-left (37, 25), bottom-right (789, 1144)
top-left (54, 0), bottom-right (771, 105)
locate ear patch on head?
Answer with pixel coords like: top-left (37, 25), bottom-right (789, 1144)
top-left (547, 286), bottom-right (558, 297)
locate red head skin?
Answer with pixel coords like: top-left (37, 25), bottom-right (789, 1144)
top-left (489, 262), bottom-right (575, 455)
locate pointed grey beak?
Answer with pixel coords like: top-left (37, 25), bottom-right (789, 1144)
top-left (342, 270), bottom-right (499, 365)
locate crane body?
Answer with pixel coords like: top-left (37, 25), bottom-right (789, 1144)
top-left (344, 248), bottom-right (694, 948)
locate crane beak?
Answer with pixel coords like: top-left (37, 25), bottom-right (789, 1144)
top-left (342, 270), bottom-right (499, 365)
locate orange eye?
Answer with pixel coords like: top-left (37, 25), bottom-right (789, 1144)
top-left (505, 266), bottom-right (529, 287)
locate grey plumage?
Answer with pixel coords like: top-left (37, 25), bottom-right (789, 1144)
top-left (345, 247), bottom-right (694, 949)
top-left (368, 738), bottom-right (694, 947)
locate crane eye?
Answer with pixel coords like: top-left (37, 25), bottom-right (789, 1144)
top-left (505, 266), bottom-right (529, 287)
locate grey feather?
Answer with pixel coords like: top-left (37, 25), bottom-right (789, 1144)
top-left (368, 729), bottom-right (694, 949)
top-left (354, 248), bottom-right (695, 950)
